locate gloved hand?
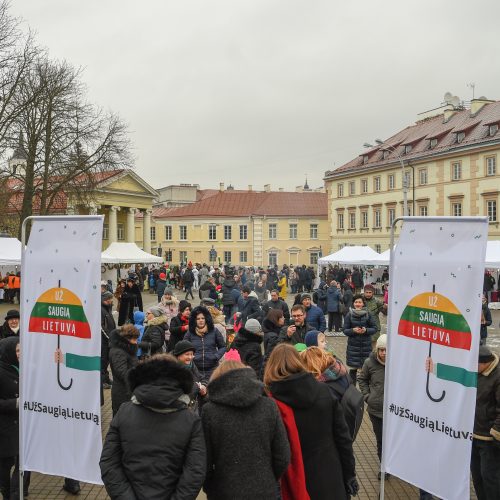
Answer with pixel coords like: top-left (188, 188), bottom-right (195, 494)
top-left (345, 477), bottom-right (359, 497)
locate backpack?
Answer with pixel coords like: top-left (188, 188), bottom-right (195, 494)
top-left (326, 378), bottom-right (364, 440)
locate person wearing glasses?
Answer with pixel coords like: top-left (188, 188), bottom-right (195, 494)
top-left (277, 304), bottom-right (314, 346)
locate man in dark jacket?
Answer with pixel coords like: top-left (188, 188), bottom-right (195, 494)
top-left (100, 355), bottom-right (206, 499)
top-left (301, 293), bottom-right (326, 332)
top-left (156, 272), bottom-right (168, 302)
top-left (263, 290), bottom-right (290, 322)
top-left (221, 276), bottom-right (237, 323)
top-left (351, 268), bottom-right (364, 293)
top-left (233, 319), bottom-right (264, 376)
top-left (183, 265), bottom-right (195, 300)
top-left (101, 292), bottom-right (116, 388)
top-left (278, 304), bottom-right (314, 345)
top-left (326, 281), bottom-right (343, 333)
top-left (0, 310), bottom-right (20, 339)
top-left (237, 287), bottom-right (262, 324)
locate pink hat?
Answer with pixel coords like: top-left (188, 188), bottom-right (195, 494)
top-left (224, 349), bottom-right (241, 362)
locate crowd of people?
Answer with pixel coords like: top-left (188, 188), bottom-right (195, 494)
top-left (0, 261), bottom-right (498, 499)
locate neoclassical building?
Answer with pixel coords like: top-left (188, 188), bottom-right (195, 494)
top-left (324, 97), bottom-right (500, 252)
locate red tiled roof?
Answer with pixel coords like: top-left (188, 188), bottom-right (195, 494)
top-left (155, 191), bottom-right (327, 218)
top-left (326, 101), bottom-right (500, 178)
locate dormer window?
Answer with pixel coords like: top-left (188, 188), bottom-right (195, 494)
top-left (383, 150), bottom-right (390, 159)
top-left (456, 131), bottom-right (465, 143)
top-left (404, 144), bottom-right (412, 154)
top-left (429, 138), bottom-right (438, 148)
top-left (489, 124), bottom-right (498, 137)
top-left (362, 155), bottom-right (369, 164)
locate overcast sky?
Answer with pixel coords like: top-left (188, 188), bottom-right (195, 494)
top-left (12, 0), bottom-right (500, 191)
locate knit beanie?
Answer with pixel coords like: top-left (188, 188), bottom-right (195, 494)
top-left (364, 284), bottom-right (375, 292)
top-left (224, 349), bottom-right (241, 362)
top-left (148, 306), bottom-right (163, 318)
top-left (178, 300), bottom-right (191, 313)
top-left (101, 291), bottom-right (113, 301)
top-left (305, 330), bottom-right (320, 347)
top-left (173, 340), bottom-right (195, 357)
top-left (376, 334), bottom-right (387, 350)
top-left (164, 288), bottom-right (174, 296)
top-left (478, 345), bottom-right (495, 363)
top-left (245, 318), bottom-right (263, 336)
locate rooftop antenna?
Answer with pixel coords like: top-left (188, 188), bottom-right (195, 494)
top-left (467, 83), bottom-right (476, 100)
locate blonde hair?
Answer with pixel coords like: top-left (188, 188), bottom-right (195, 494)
top-left (301, 347), bottom-right (335, 379)
top-left (317, 332), bottom-right (326, 345)
top-left (263, 343), bottom-right (305, 387)
top-left (210, 360), bottom-right (247, 381)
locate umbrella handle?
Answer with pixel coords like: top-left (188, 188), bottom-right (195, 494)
top-left (426, 341), bottom-right (445, 402)
top-left (57, 335), bottom-right (73, 391)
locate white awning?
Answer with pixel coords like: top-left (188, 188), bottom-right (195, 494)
top-left (318, 246), bottom-right (383, 266)
top-left (0, 237), bottom-right (22, 265)
top-left (101, 242), bottom-right (163, 264)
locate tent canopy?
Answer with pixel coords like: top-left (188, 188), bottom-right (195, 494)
top-left (101, 242), bottom-right (163, 264)
top-left (485, 240), bottom-right (500, 268)
top-left (318, 246), bottom-right (382, 266)
top-left (0, 237), bottom-right (22, 265)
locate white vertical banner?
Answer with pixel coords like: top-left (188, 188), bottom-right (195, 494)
top-left (382, 217), bottom-right (488, 500)
top-left (20, 216), bottom-right (104, 484)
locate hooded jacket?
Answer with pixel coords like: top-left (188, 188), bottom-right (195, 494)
top-left (202, 368), bottom-right (290, 500)
top-left (133, 311), bottom-right (145, 358)
top-left (100, 356), bottom-right (206, 500)
top-left (270, 372), bottom-right (355, 500)
top-left (184, 306), bottom-right (226, 377)
top-left (0, 337), bottom-right (20, 458)
top-left (238, 291), bottom-right (262, 323)
top-left (140, 314), bottom-right (167, 356)
top-left (109, 328), bottom-right (139, 415)
top-left (304, 304), bottom-right (326, 332)
top-left (232, 328), bottom-right (264, 376)
top-left (326, 286), bottom-right (342, 313)
top-left (358, 351), bottom-right (385, 418)
top-left (157, 295), bottom-right (179, 323)
top-left (221, 278), bottom-right (236, 305)
top-left (343, 308), bottom-right (377, 368)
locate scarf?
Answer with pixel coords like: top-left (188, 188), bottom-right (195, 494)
top-left (195, 325), bottom-right (208, 336)
top-left (349, 307), bottom-right (368, 318)
top-left (318, 359), bottom-right (348, 382)
top-left (271, 397), bottom-right (310, 500)
top-left (10, 326), bottom-right (20, 334)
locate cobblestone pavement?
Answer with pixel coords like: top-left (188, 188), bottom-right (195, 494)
top-left (1, 290), bottom-right (492, 499)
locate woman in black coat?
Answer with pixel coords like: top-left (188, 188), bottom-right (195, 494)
top-left (167, 300), bottom-right (191, 352)
top-left (232, 319), bottom-right (264, 376)
top-left (100, 355), bottom-right (206, 499)
top-left (117, 278), bottom-right (143, 326)
top-left (343, 294), bottom-right (377, 385)
top-left (139, 307), bottom-right (167, 357)
top-left (262, 309), bottom-right (284, 358)
top-left (202, 361), bottom-right (290, 500)
top-left (108, 325), bottom-right (139, 415)
top-left (264, 344), bottom-right (358, 500)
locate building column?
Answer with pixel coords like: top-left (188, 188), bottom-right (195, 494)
top-left (89, 203), bottom-right (101, 215)
top-left (108, 206), bottom-right (121, 243)
top-left (126, 208), bottom-right (137, 243)
top-left (142, 209), bottom-right (152, 253)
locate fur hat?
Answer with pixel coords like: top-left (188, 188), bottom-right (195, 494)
top-left (173, 340), bottom-right (195, 357)
top-left (245, 318), bottom-right (262, 336)
top-left (478, 345), bottom-right (495, 363)
top-left (5, 309), bottom-right (19, 321)
top-left (376, 334), bottom-right (387, 350)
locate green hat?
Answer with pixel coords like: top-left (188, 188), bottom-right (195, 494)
top-left (294, 343), bottom-right (307, 353)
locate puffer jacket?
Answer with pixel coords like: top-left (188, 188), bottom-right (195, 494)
top-left (239, 292), bottom-right (262, 323)
top-left (343, 308), bottom-right (377, 368)
top-left (100, 356), bottom-right (206, 499)
top-left (221, 278), bottom-right (236, 305)
top-left (156, 278), bottom-right (167, 298)
top-left (326, 286), bottom-right (342, 313)
top-left (184, 306), bottom-right (226, 378)
top-left (358, 351), bottom-right (385, 418)
top-left (304, 304), bottom-right (326, 332)
top-left (232, 328), bottom-right (264, 376)
top-left (139, 315), bottom-right (167, 356)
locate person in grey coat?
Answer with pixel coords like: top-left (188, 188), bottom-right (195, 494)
top-left (202, 361), bottom-right (290, 500)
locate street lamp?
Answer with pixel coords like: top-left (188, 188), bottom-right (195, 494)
top-left (364, 140), bottom-right (414, 216)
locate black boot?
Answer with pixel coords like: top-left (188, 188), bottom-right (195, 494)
top-left (62, 478), bottom-right (81, 495)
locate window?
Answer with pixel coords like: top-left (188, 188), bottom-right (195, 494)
top-left (489, 124), bottom-right (498, 137)
top-left (337, 183), bottom-right (344, 197)
top-left (289, 223), bottom-right (298, 239)
top-left (388, 208), bottom-right (396, 225)
top-left (374, 209), bottom-right (381, 228)
top-left (404, 144), bottom-right (412, 154)
top-left (269, 223), bottom-right (277, 239)
top-left (349, 181), bottom-right (356, 195)
top-left (383, 150), bottom-right (390, 159)
top-left (361, 211), bottom-right (368, 229)
top-left (117, 223), bottom-right (125, 241)
top-left (223, 251), bottom-right (232, 264)
top-left (337, 213), bottom-right (344, 230)
top-left (429, 138), bottom-right (438, 148)
top-left (310, 224), bottom-right (318, 239)
top-left (208, 224), bottom-right (217, 240)
top-left (419, 169), bottom-right (428, 185)
top-left (240, 251), bottom-right (247, 263)
top-left (150, 226), bottom-right (156, 241)
top-left (374, 176), bottom-right (381, 192)
top-left (361, 179), bottom-right (368, 193)
top-left (103, 224), bottom-right (109, 240)
top-left (179, 251), bottom-right (187, 263)
top-left (165, 225), bottom-right (172, 240)
top-left (419, 206), bottom-right (428, 216)
top-left (362, 155), bottom-right (369, 164)
top-left (239, 225), bottom-right (247, 240)
top-left (486, 156), bottom-right (496, 176)
top-left (388, 174), bottom-right (395, 190)
top-left (179, 225), bottom-right (187, 240)
top-left (165, 250), bottom-right (172, 262)
top-left (269, 252), bottom-right (277, 266)
top-left (224, 225), bottom-right (232, 240)
top-left (452, 162), bottom-right (462, 180)
top-left (349, 212), bottom-right (356, 229)
top-left (452, 202), bottom-right (462, 217)
top-left (487, 200), bottom-right (497, 222)
top-left (375, 244), bottom-right (381, 253)
top-left (310, 253), bottom-right (319, 265)
top-left (456, 131), bottom-right (465, 143)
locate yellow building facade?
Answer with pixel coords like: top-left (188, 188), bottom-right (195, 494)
top-left (324, 98), bottom-right (500, 252)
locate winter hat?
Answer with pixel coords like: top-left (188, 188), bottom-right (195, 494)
top-left (147, 306), bottom-right (163, 318)
top-left (294, 343), bottom-right (307, 353)
top-left (200, 297), bottom-right (215, 306)
top-left (178, 300), bottom-right (191, 313)
top-left (478, 345), bottom-right (495, 363)
top-left (301, 293), bottom-right (312, 301)
top-left (159, 272), bottom-right (166, 280)
top-left (305, 330), bottom-right (320, 347)
top-left (245, 318), bottom-right (263, 336)
top-left (101, 291), bottom-right (113, 301)
top-left (5, 309), bottom-right (20, 321)
top-left (163, 288), bottom-right (174, 296)
top-left (0, 336), bottom-right (20, 368)
top-left (376, 334), bottom-right (387, 350)
top-left (364, 284), bottom-right (375, 292)
top-left (224, 349), bottom-right (241, 362)
top-left (173, 340), bottom-right (195, 357)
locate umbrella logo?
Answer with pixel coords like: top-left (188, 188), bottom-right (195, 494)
top-left (29, 286), bottom-right (91, 390)
top-left (398, 289), bottom-right (472, 402)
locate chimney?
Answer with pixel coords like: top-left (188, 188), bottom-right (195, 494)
top-left (443, 108), bottom-right (457, 123)
top-left (248, 184), bottom-right (252, 191)
top-left (470, 97), bottom-right (494, 115)
top-left (264, 184), bottom-right (271, 192)
top-left (279, 187), bottom-right (284, 192)
top-left (219, 182), bottom-right (224, 192)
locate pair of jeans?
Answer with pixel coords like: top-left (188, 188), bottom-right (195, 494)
top-left (369, 413), bottom-right (383, 463)
top-left (471, 439), bottom-right (500, 500)
top-left (185, 284), bottom-right (194, 300)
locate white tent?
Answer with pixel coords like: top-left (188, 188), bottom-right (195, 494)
top-left (318, 245), bottom-right (383, 266)
top-left (101, 242), bottom-right (163, 264)
top-left (485, 240), bottom-right (500, 268)
top-left (0, 237), bottom-right (22, 265)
